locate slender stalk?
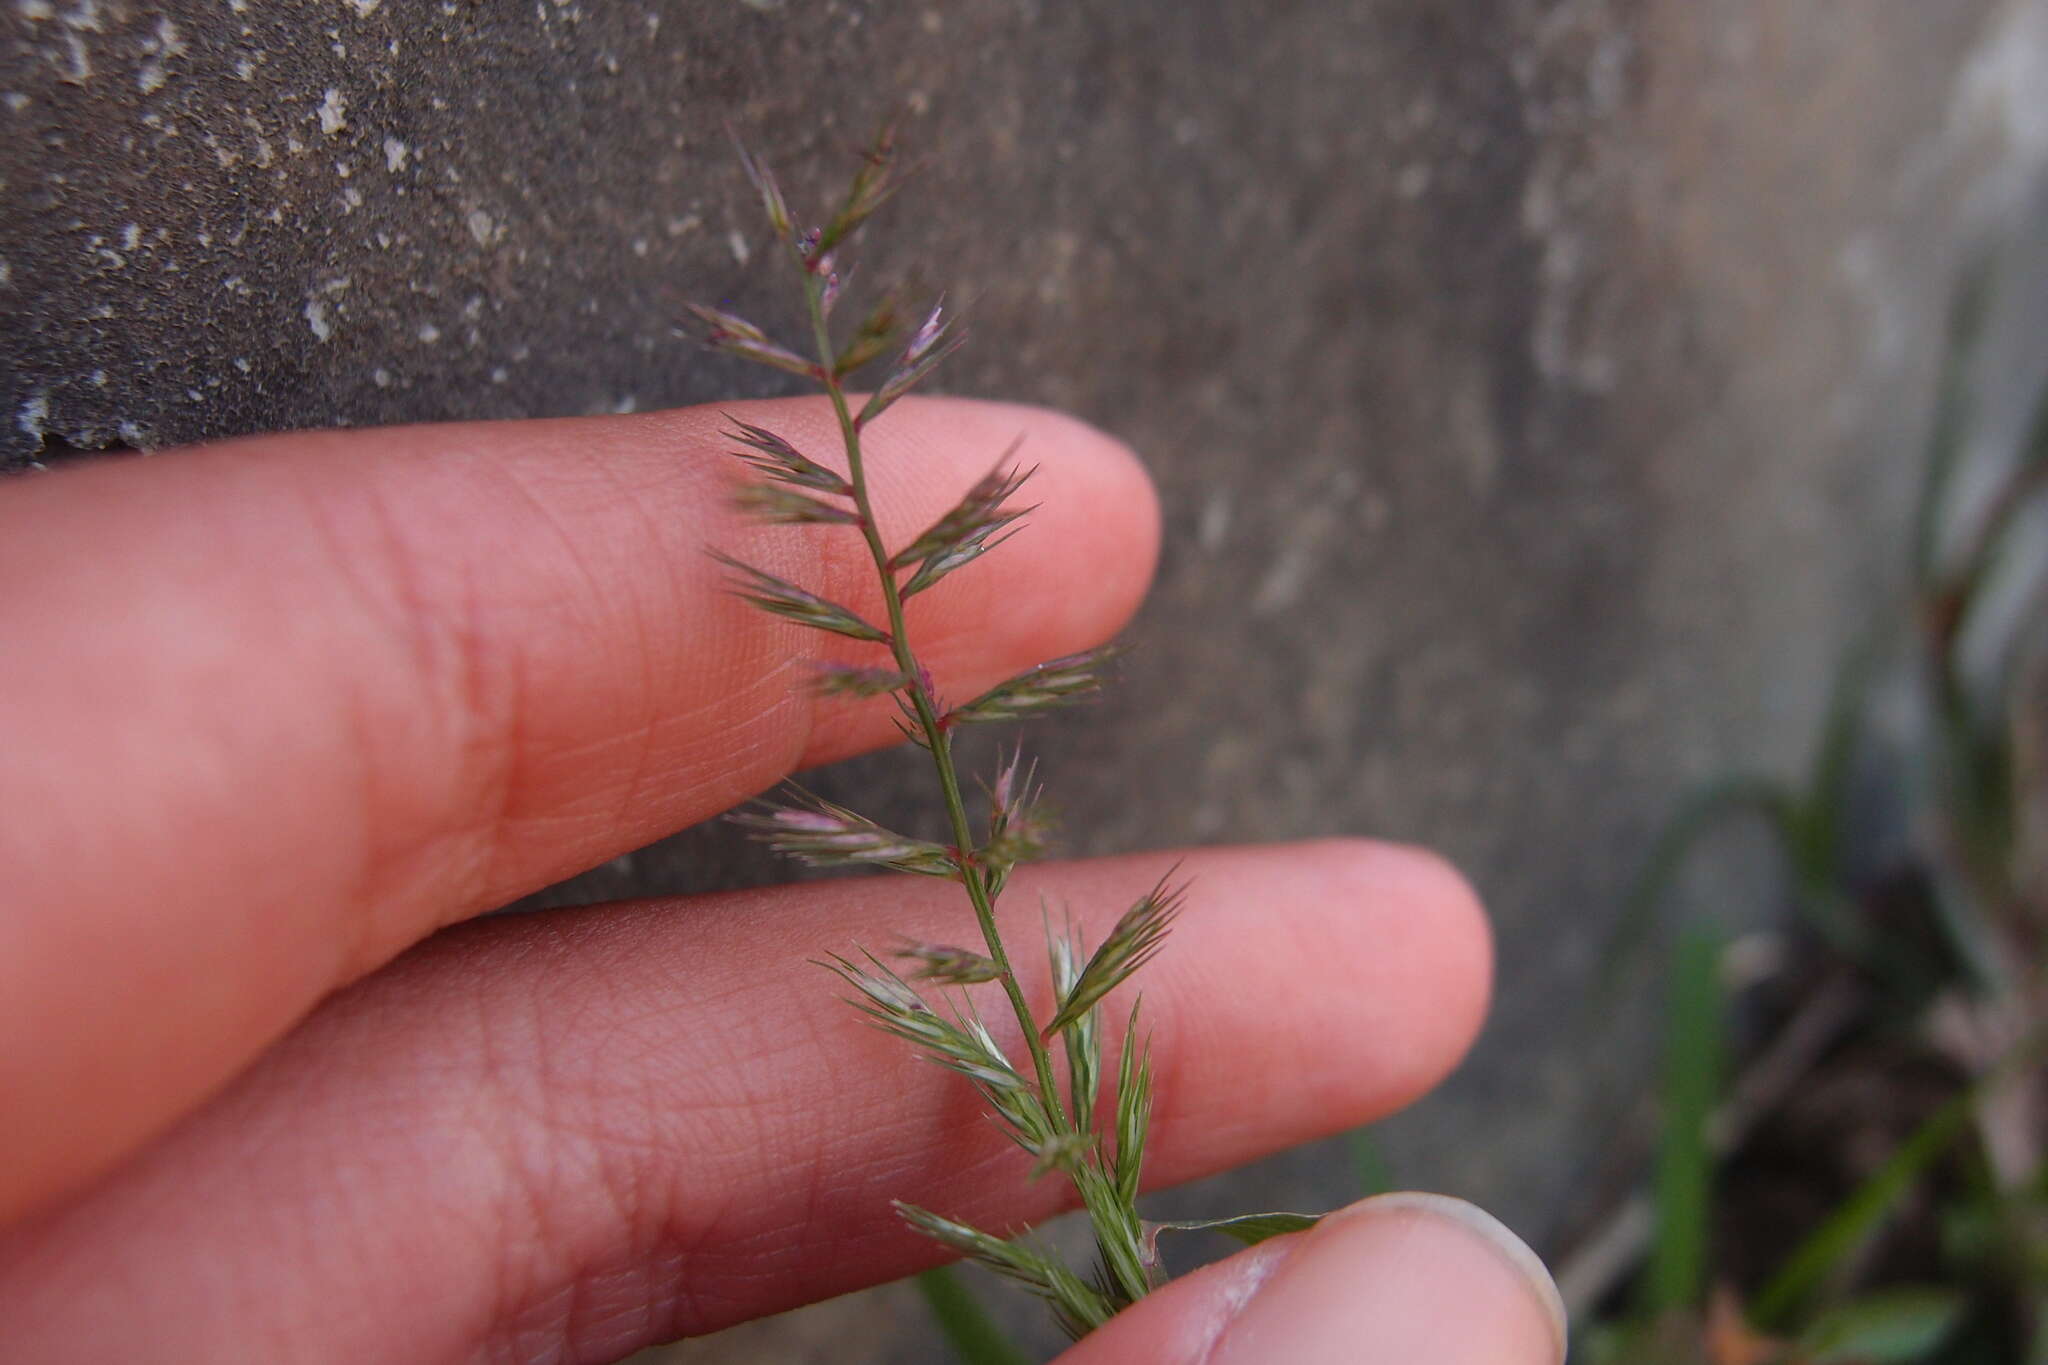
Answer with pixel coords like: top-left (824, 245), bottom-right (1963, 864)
top-left (704, 140), bottom-right (1219, 1333)
top-left (800, 271), bottom-right (1073, 1133)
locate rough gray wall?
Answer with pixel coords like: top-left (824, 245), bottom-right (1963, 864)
top-left (7, 1), bottom-right (2048, 1360)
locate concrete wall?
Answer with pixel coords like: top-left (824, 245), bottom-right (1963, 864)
top-left (7, 2), bottom-right (2048, 1359)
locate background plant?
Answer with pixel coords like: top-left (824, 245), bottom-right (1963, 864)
top-left (1568, 268), bottom-right (2048, 1365)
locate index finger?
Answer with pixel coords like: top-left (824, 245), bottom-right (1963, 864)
top-left (0, 397), bottom-right (1158, 1219)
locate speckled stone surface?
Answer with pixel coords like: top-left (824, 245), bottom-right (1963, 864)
top-left (7, 1), bottom-right (2048, 1360)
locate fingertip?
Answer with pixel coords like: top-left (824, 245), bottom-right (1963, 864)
top-left (931, 397), bottom-right (1157, 528)
top-left (879, 397), bottom-right (1161, 652)
top-left (1341, 1193), bottom-right (1567, 1350)
top-left (1020, 403), bottom-right (1160, 654)
top-left (1260, 838), bottom-right (1494, 1115)
top-left (996, 397), bottom-right (1162, 569)
top-left (1326, 838), bottom-right (1495, 1107)
top-left (1054, 1193), bottom-right (1564, 1365)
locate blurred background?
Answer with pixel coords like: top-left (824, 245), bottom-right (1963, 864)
top-left (5, 2), bottom-right (2046, 1360)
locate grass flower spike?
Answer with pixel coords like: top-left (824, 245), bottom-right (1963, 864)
top-left (698, 119), bottom-right (1319, 1342)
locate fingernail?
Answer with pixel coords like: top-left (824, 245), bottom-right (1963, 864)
top-left (1206, 1192), bottom-right (1567, 1365)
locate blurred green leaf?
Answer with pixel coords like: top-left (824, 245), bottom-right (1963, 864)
top-left (916, 1267), bottom-right (1031, 1365)
top-left (1754, 1087), bottom-right (1977, 1327)
top-left (1591, 776), bottom-right (1796, 1010)
top-left (1910, 260), bottom-right (1992, 585)
top-left (1794, 1287), bottom-right (1965, 1361)
top-left (1796, 625), bottom-right (1888, 887)
top-left (1578, 1312), bottom-right (1715, 1365)
top-left (1647, 925), bottom-right (1723, 1317)
top-left (1349, 1128), bottom-right (1392, 1197)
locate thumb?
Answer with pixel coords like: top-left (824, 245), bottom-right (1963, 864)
top-left (1053, 1193), bottom-right (1567, 1365)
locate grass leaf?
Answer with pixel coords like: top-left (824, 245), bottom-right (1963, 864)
top-left (915, 1268), bottom-right (1032, 1365)
top-left (1794, 1287), bottom-right (1967, 1362)
top-left (1144, 1211), bottom-right (1322, 1261)
top-left (1646, 925), bottom-right (1722, 1317)
top-left (1752, 1084), bottom-right (1978, 1327)
top-left (1589, 776), bottom-right (1797, 1013)
top-left (1348, 1128), bottom-right (1393, 1197)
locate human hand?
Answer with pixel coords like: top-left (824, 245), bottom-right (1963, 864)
top-left (0, 398), bottom-right (1564, 1362)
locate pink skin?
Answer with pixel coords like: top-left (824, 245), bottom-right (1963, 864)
top-left (0, 398), bottom-right (1556, 1363)
top-left (1061, 1194), bottom-right (1568, 1365)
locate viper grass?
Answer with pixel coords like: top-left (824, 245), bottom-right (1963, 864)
top-left (696, 121), bottom-right (1314, 1341)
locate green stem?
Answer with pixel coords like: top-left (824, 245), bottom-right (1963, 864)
top-left (802, 273), bottom-right (1071, 1134)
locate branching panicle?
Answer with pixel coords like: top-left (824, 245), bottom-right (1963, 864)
top-left (1029, 1130), bottom-right (1091, 1178)
top-left (860, 300), bottom-right (967, 426)
top-left (834, 294), bottom-right (903, 377)
top-left (724, 418), bottom-right (853, 496)
top-left (983, 751), bottom-right (1053, 894)
top-left (1113, 1001), bottom-right (1153, 1206)
top-left (734, 482), bottom-right (863, 525)
top-left (810, 663), bottom-right (910, 697)
top-left (890, 689), bottom-right (938, 751)
top-left (732, 793), bottom-right (955, 877)
top-left (685, 303), bottom-right (816, 379)
top-left (1049, 919), bottom-right (1102, 1130)
top-left (1071, 1159), bottom-right (1152, 1309)
top-left (889, 454), bottom-right (1034, 589)
top-left (951, 646), bottom-right (1121, 726)
top-left (897, 940), bottom-right (1003, 985)
top-left (710, 552), bottom-right (888, 643)
top-left (818, 115), bottom-right (908, 255)
top-left (688, 126), bottom-right (1263, 1343)
top-left (1043, 875), bottom-right (1186, 1039)
top-left (894, 1203), bottom-right (1114, 1340)
top-left (822, 956), bottom-right (1059, 1155)
top-left (823, 949), bottom-right (935, 1022)
top-left (902, 297), bottom-right (950, 368)
top-left (729, 127), bottom-right (793, 243)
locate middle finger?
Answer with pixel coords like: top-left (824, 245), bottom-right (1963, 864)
top-left (0, 838), bottom-right (1490, 1364)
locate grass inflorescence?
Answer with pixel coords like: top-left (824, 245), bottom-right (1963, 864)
top-left (692, 120), bottom-right (1312, 1342)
